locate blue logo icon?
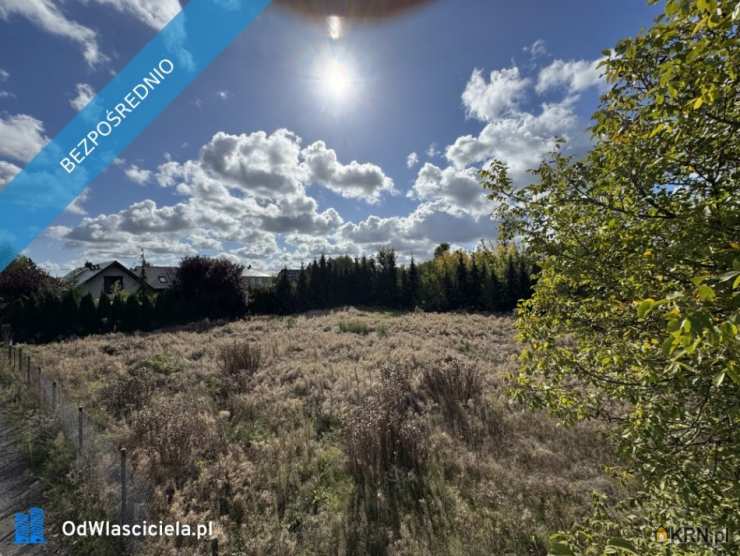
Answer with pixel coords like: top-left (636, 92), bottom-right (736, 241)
top-left (14, 507), bottom-right (46, 545)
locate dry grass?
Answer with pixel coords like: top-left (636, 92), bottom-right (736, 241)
top-left (25, 309), bottom-right (620, 555)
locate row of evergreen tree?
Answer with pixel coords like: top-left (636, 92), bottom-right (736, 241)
top-left (3, 256), bottom-right (248, 343)
top-left (2, 246), bottom-right (536, 342)
top-left (252, 244), bottom-right (535, 315)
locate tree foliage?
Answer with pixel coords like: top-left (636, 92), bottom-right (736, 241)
top-left (484, 0), bottom-right (739, 551)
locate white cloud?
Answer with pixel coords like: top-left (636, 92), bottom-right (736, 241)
top-left (125, 164), bottom-right (152, 185)
top-left (0, 160), bottom-right (21, 189)
top-left (0, 113), bottom-right (49, 163)
top-left (0, 0), bottom-right (104, 65)
top-left (536, 58), bottom-right (604, 94)
top-left (446, 100), bottom-right (580, 185)
top-left (523, 39), bottom-right (548, 59)
top-left (70, 83), bottom-right (96, 111)
top-left (406, 152), bottom-right (419, 168)
top-left (217, 90), bottom-right (229, 100)
top-left (462, 67), bottom-right (530, 122)
top-left (0, 68), bottom-right (8, 81)
top-left (302, 141), bottom-right (396, 203)
top-left (409, 163), bottom-right (489, 213)
top-left (85, 0), bottom-right (181, 30)
top-left (65, 188), bottom-right (91, 215)
top-left (426, 143), bottom-right (440, 158)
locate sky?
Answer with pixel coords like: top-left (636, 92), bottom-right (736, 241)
top-left (0, 0), bottom-right (662, 275)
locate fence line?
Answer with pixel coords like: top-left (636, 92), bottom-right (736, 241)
top-left (2, 342), bottom-right (152, 552)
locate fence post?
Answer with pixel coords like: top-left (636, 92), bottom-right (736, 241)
top-left (6, 343), bottom-right (10, 364)
top-left (17, 347), bottom-right (22, 373)
top-left (211, 538), bottom-right (218, 556)
top-left (120, 448), bottom-right (127, 525)
top-left (78, 406), bottom-right (84, 457)
top-left (37, 367), bottom-right (43, 403)
top-left (51, 381), bottom-right (57, 412)
top-left (26, 355), bottom-right (30, 386)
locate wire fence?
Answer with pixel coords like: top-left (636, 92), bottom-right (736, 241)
top-left (2, 342), bottom-right (151, 551)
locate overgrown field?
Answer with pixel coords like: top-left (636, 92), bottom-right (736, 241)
top-left (25, 309), bottom-right (620, 555)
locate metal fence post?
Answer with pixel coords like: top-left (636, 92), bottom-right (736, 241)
top-left (17, 347), bottom-right (22, 373)
top-left (78, 406), bottom-right (84, 456)
top-left (25, 355), bottom-right (30, 386)
top-left (120, 448), bottom-right (127, 525)
top-left (211, 538), bottom-right (218, 556)
top-left (51, 381), bottom-right (57, 412)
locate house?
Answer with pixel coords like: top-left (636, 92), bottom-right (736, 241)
top-left (241, 269), bottom-right (274, 290)
top-left (132, 265), bottom-right (178, 292)
top-left (64, 261), bottom-right (146, 299)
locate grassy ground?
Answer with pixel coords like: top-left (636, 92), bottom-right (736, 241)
top-left (22, 309), bottom-right (621, 555)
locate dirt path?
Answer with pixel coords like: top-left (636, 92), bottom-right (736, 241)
top-left (0, 411), bottom-right (46, 556)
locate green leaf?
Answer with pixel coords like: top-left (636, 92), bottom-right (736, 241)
top-left (713, 372), bottom-right (725, 387)
top-left (726, 367), bottom-right (740, 386)
top-left (696, 284), bottom-right (716, 301)
top-left (548, 541), bottom-right (576, 556)
top-left (606, 537), bottom-right (639, 554)
top-left (637, 298), bottom-right (657, 318)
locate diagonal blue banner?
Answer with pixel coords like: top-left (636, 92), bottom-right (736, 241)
top-left (0, 0), bottom-right (272, 272)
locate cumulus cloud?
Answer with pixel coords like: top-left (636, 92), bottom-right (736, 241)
top-left (69, 83), bottom-right (96, 111)
top-left (536, 58), bottom-right (604, 94)
top-left (445, 61), bottom-right (598, 186)
top-left (446, 100), bottom-right (579, 185)
top-left (0, 0), bottom-right (104, 65)
top-left (409, 163), bottom-right (488, 213)
top-left (302, 141), bottom-right (396, 203)
top-left (462, 67), bottom-right (530, 122)
top-left (406, 152), bottom-right (419, 168)
top-left (0, 113), bottom-right (49, 163)
top-left (125, 164), bottom-right (152, 185)
top-left (0, 68), bottom-right (8, 81)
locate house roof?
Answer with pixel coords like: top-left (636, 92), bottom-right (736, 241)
top-left (64, 261), bottom-right (141, 288)
top-left (132, 265), bottom-right (178, 290)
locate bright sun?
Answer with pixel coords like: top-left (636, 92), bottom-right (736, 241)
top-left (318, 57), bottom-right (355, 104)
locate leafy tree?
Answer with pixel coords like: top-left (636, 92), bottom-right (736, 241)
top-left (0, 256), bottom-right (60, 306)
top-left (484, 0), bottom-right (739, 551)
top-left (171, 256), bottom-right (247, 320)
top-left (433, 243), bottom-right (450, 259)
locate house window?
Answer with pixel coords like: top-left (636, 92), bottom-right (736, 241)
top-left (104, 276), bottom-right (124, 294)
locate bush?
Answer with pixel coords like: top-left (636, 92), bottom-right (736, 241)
top-left (344, 363), bottom-right (429, 552)
top-left (218, 342), bottom-right (262, 379)
top-left (420, 357), bottom-right (483, 438)
top-left (131, 394), bottom-right (218, 486)
top-left (338, 320), bottom-right (371, 335)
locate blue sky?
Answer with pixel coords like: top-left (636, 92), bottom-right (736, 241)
top-left (0, 0), bottom-right (661, 274)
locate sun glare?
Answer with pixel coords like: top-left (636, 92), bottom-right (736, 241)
top-left (318, 57), bottom-right (354, 103)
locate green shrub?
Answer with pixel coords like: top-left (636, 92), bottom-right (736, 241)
top-left (338, 320), bottom-right (371, 335)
